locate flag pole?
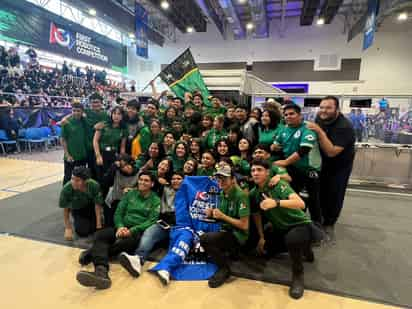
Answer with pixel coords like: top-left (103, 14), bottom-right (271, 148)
top-left (140, 47), bottom-right (191, 93)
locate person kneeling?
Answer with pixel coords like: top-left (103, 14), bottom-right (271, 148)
top-left (250, 159), bottom-right (313, 299)
top-left (76, 172), bottom-right (160, 290)
top-left (59, 167), bottom-right (103, 240)
top-left (200, 162), bottom-right (250, 288)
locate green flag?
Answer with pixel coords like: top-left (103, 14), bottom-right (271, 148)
top-left (159, 48), bottom-right (211, 106)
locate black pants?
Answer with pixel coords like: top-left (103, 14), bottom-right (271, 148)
top-left (104, 200), bottom-right (120, 228)
top-left (320, 164), bottom-right (353, 226)
top-left (86, 151), bottom-right (96, 179)
top-left (95, 150), bottom-right (117, 194)
top-left (288, 166), bottom-right (322, 225)
top-left (63, 159), bottom-right (87, 185)
top-left (90, 227), bottom-right (142, 269)
top-left (200, 231), bottom-right (240, 270)
top-left (71, 206), bottom-right (96, 237)
top-left (265, 224), bottom-right (312, 274)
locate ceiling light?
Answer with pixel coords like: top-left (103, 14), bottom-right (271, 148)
top-left (238, 0), bottom-right (247, 4)
top-left (187, 26), bottom-right (194, 33)
top-left (88, 8), bottom-right (96, 16)
top-left (398, 12), bottom-right (408, 21)
top-left (316, 17), bottom-right (325, 25)
top-left (160, 1), bottom-right (170, 10)
top-left (246, 22), bottom-right (254, 30)
top-left (128, 33), bottom-right (135, 38)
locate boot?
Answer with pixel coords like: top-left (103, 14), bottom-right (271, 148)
top-left (76, 265), bottom-right (111, 289)
top-left (289, 271), bottom-right (304, 299)
top-left (208, 267), bottom-right (230, 288)
top-left (78, 248), bottom-right (93, 266)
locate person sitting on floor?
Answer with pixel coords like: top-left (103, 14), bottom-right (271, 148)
top-left (249, 159), bottom-right (313, 299)
top-left (59, 166), bottom-right (103, 240)
top-left (117, 171), bottom-right (184, 278)
top-left (76, 171), bottom-right (160, 290)
top-left (200, 162), bottom-right (250, 288)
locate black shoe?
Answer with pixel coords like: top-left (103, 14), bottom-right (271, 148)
top-left (303, 247), bottom-right (314, 263)
top-left (289, 272), bottom-right (304, 299)
top-left (208, 267), bottom-right (230, 288)
top-left (76, 265), bottom-right (111, 290)
top-left (78, 248), bottom-right (92, 266)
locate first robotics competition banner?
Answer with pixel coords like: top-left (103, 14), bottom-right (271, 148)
top-left (151, 176), bottom-right (222, 280)
top-left (0, 0), bottom-right (127, 72)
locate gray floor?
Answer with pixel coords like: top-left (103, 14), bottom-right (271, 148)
top-left (0, 183), bottom-right (411, 307)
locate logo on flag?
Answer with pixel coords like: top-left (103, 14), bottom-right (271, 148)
top-left (49, 22), bottom-right (75, 50)
top-left (195, 191), bottom-right (209, 201)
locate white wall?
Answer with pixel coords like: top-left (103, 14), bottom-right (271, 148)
top-left (127, 16), bottom-right (412, 95)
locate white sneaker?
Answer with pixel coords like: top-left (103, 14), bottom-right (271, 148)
top-left (156, 270), bottom-right (170, 286)
top-left (119, 252), bottom-right (141, 278)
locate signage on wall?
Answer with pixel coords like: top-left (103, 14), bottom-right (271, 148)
top-left (135, 3), bottom-right (148, 59)
top-left (0, 0), bottom-right (127, 71)
top-left (363, 0), bottom-right (380, 50)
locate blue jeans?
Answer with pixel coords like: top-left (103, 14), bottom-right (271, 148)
top-left (135, 223), bottom-right (169, 263)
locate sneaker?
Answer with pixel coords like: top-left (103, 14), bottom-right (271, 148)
top-left (76, 265), bottom-right (111, 290)
top-left (289, 272), bottom-right (304, 299)
top-left (78, 248), bottom-right (92, 266)
top-left (155, 270), bottom-right (170, 286)
top-left (118, 252), bottom-right (141, 278)
top-left (208, 267), bottom-right (230, 288)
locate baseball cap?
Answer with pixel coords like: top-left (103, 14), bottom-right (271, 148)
top-left (214, 163), bottom-right (232, 177)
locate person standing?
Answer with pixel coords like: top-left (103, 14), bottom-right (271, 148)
top-left (271, 103), bottom-right (322, 225)
top-left (61, 103), bottom-right (88, 185)
top-left (306, 96), bottom-right (355, 241)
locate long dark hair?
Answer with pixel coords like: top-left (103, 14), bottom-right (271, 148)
top-left (143, 141), bottom-right (165, 161)
top-left (173, 140), bottom-right (189, 160)
top-left (157, 158), bottom-right (174, 182)
top-left (109, 106), bottom-right (126, 129)
top-left (260, 109), bottom-right (281, 130)
top-left (214, 138), bottom-right (231, 160)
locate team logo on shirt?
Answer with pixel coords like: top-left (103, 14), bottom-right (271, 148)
top-left (240, 203), bottom-right (247, 210)
top-left (305, 135), bottom-right (315, 141)
top-left (294, 130), bottom-right (301, 138)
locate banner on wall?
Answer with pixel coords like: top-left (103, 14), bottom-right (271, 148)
top-left (135, 3), bottom-right (148, 59)
top-left (0, 0), bottom-right (127, 72)
top-left (0, 107), bottom-right (71, 129)
top-left (363, 0), bottom-right (380, 50)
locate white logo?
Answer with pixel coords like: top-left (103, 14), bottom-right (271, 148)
top-left (294, 130), bottom-right (301, 138)
top-left (305, 135), bottom-right (315, 141)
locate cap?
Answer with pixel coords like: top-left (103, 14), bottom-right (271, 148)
top-left (214, 163), bottom-right (232, 177)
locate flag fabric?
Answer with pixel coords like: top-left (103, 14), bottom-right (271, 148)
top-left (135, 3), bottom-right (148, 59)
top-left (159, 49), bottom-right (211, 106)
top-left (150, 176), bottom-right (221, 280)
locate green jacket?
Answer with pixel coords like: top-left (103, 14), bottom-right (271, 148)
top-left (114, 189), bottom-right (160, 236)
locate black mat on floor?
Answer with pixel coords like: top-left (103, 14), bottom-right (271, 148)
top-left (1, 182), bottom-right (411, 307)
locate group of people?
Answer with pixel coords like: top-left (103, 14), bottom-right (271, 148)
top-left (59, 91), bottom-right (356, 299)
top-left (0, 44), bottom-right (127, 108)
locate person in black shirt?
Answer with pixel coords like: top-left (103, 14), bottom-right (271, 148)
top-left (306, 96), bottom-right (355, 242)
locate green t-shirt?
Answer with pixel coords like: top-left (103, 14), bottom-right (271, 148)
top-left (84, 109), bottom-right (109, 150)
top-left (203, 128), bottom-right (227, 150)
top-left (271, 165), bottom-right (288, 176)
top-left (172, 156), bottom-right (186, 172)
top-left (218, 185), bottom-right (250, 244)
top-left (273, 122), bottom-right (321, 172)
top-left (258, 127), bottom-right (278, 146)
top-left (138, 126), bottom-right (164, 151)
top-left (197, 167), bottom-right (215, 176)
top-left (205, 106), bottom-right (227, 118)
top-left (61, 118), bottom-right (87, 161)
top-left (59, 179), bottom-right (103, 210)
top-left (249, 179), bottom-right (311, 230)
top-left (114, 189), bottom-right (161, 236)
top-left (98, 123), bottom-right (127, 152)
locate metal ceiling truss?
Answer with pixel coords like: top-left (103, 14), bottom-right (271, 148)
top-left (218, 0), bottom-right (247, 39)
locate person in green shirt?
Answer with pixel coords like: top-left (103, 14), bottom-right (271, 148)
top-left (135, 142), bottom-right (165, 172)
top-left (271, 103), bottom-right (322, 225)
top-left (203, 115), bottom-right (227, 150)
top-left (138, 119), bottom-right (164, 152)
top-left (200, 162), bottom-right (250, 288)
top-left (59, 166), bottom-right (103, 240)
top-left (170, 141), bottom-right (189, 172)
top-left (197, 151), bottom-right (216, 176)
top-left (140, 99), bottom-right (159, 127)
top-left (252, 144), bottom-right (292, 183)
top-left (249, 159), bottom-right (313, 299)
top-left (61, 103), bottom-right (88, 185)
top-left (76, 171), bottom-right (161, 290)
top-left (258, 109), bottom-right (281, 146)
top-left (205, 96), bottom-right (227, 118)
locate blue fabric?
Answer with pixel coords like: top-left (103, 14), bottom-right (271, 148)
top-left (150, 176), bottom-right (221, 281)
top-left (0, 129), bottom-right (8, 141)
